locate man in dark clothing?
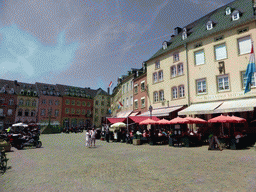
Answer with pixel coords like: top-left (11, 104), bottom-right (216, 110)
top-left (105, 125), bottom-right (110, 142)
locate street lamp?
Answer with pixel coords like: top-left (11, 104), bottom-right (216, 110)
top-left (149, 105), bottom-right (153, 119)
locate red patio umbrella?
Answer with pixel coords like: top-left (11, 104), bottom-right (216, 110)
top-left (139, 118), bottom-right (158, 125)
top-left (183, 117), bottom-right (207, 124)
top-left (208, 115), bottom-right (237, 123)
top-left (229, 115), bottom-right (246, 123)
top-left (157, 119), bottom-right (171, 125)
top-left (169, 117), bottom-right (189, 124)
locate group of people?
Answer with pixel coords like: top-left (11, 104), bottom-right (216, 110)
top-left (85, 128), bottom-right (97, 148)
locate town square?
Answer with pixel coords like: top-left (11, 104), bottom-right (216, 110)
top-left (2, 132), bottom-right (256, 192)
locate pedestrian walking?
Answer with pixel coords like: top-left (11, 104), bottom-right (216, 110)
top-left (90, 127), bottom-right (96, 147)
top-left (85, 129), bottom-right (91, 148)
top-left (105, 125), bottom-right (109, 143)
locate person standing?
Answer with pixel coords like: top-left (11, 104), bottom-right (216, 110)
top-left (90, 128), bottom-right (96, 147)
top-left (105, 125), bottom-right (110, 143)
top-left (85, 129), bottom-right (91, 148)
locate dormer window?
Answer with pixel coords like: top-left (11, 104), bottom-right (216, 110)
top-left (27, 90), bottom-right (31, 95)
top-left (226, 7), bottom-right (231, 15)
top-left (33, 91), bottom-right (37, 96)
top-left (20, 89), bottom-right (24, 95)
top-left (232, 10), bottom-right (240, 21)
top-left (0, 87), bottom-right (5, 93)
top-left (182, 31), bottom-right (187, 40)
top-left (206, 21), bottom-right (213, 30)
top-left (136, 71), bottom-right (139, 77)
top-left (183, 28), bottom-right (187, 32)
top-left (10, 88), bottom-right (14, 94)
top-left (162, 41), bottom-right (167, 50)
top-left (50, 91), bottom-right (53, 95)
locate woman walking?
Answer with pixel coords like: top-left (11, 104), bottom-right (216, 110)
top-left (85, 129), bottom-right (91, 148)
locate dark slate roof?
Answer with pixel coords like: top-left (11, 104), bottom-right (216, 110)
top-left (15, 81), bottom-right (38, 96)
top-left (95, 88), bottom-right (110, 96)
top-left (35, 82), bottom-right (60, 97)
top-left (148, 0), bottom-right (256, 61)
top-left (0, 79), bottom-right (16, 94)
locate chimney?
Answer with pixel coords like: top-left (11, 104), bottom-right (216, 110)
top-left (107, 87), bottom-right (110, 95)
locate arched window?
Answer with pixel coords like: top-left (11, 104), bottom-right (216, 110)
top-left (232, 10), bottom-right (240, 21)
top-left (206, 21), bottom-right (213, 30)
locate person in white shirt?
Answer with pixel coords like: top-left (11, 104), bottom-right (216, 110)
top-left (85, 129), bottom-right (91, 148)
top-left (90, 128), bottom-right (97, 147)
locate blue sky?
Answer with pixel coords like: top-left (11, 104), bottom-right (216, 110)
top-left (0, 0), bottom-right (233, 91)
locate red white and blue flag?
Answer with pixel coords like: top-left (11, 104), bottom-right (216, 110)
top-left (245, 43), bottom-right (255, 94)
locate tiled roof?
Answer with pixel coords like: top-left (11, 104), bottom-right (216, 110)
top-left (148, 0), bottom-right (256, 61)
top-left (35, 82), bottom-right (60, 96)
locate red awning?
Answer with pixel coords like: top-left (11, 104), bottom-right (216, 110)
top-left (107, 118), bottom-right (126, 124)
top-left (128, 116), bottom-right (160, 124)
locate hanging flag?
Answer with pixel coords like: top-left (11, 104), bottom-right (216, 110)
top-left (119, 101), bottom-right (123, 107)
top-left (109, 81), bottom-right (113, 87)
top-left (245, 43), bottom-right (255, 94)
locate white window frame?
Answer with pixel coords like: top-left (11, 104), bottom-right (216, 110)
top-left (134, 84), bottom-right (138, 94)
top-left (194, 50), bottom-right (205, 65)
top-left (126, 97), bottom-right (129, 107)
top-left (141, 97), bottom-right (145, 108)
top-left (226, 7), bottom-right (231, 15)
top-left (7, 109), bottom-right (12, 116)
top-left (134, 99), bottom-right (138, 109)
top-left (141, 81), bottom-right (145, 91)
top-left (217, 75), bottom-right (230, 92)
top-left (159, 90), bottom-right (164, 101)
top-left (173, 53), bottom-right (179, 62)
top-left (182, 32), bottom-right (187, 40)
top-left (232, 10), bottom-right (240, 21)
top-left (153, 72), bottom-right (158, 83)
top-left (171, 66), bottom-right (177, 78)
top-left (238, 36), bottom-right (252, 55)
top-left (206, 21), bottom-right (213, 30)
top-left (172, 87), bottom-right (178, 99)
top-left (153, 91), bottom-right (159, 102)
top-left (177, 63), bottom-right (183, 75)
top-left (178, 85), bottom-right (185, 98)
top-left (215, 43), bottom-right (227, 61)
top-left (158, 71), bottom-right (163, 81)
top-left (242, 71), bottom-right (256, 89)
top-left (196, 79), bottom-right (207, 94)
top-left (162, 42), bottom-right (167, 50)
top-left (155, 61), bottom-right (160, 69)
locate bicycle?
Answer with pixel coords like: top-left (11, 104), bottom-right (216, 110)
top-left (0, 146), bottom-right (8, 173)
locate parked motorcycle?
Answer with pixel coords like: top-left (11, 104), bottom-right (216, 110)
top-left (10, 133), bottom-right (42, 150)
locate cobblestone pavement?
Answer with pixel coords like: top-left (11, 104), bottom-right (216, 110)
top-left (1, 132), bottom-right (256, 192)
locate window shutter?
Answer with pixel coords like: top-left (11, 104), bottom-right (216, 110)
top-left (238, 36), bottom-right (251, 55)
top-left (195, 50), bottom-right (205, 65)
top-left (215, 44), bottom-right (227, 60)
